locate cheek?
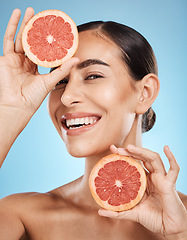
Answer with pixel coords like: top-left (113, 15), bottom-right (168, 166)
top-left (94, 81), bottom-right (136, 112)
top-left (98, 84), bottom-right (137, 139)
top-left (86, 84), bottom-right (120, 107)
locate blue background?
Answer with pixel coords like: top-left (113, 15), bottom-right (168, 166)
top-left (0, 0), bottom-right (186, 198)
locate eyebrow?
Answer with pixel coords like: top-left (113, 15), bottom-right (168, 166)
top-left (77, 59), bottom-right (110, 69)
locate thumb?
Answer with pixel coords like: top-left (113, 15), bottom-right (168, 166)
top-left (41, 57), bottom-right (80, 92)
top-left (109, 145), bottom-right (131, 156)
top-left (98, 208), bottom-right (139, 222)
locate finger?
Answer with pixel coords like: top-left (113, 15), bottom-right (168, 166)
top-left (3, 9), bottom-right (21, 55)
top-left (110, 145), bottom-right (118, 154)
top-left (110, 145), bottom-right (130, 156)
top-left (15, 7), bottom-right (35, 53)
top-left (125, 145), bottom-right (154, 172)
top-left (126, 145), bottom-right (166, 174)
top-left (117, 148), bottom-right (131, 156)
top-left (40, 57), bottom-right (80, 92)
top-left (98, 208), bottom-right (139, 222)
top-left (164, 145), bottom-right (180, 183)
top-left (98, 209), bottom-right (119, 218)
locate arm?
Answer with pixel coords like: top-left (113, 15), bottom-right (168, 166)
top-left (0, 106), bottom-right (31, 167)
top-left (0, 196), bottom-right (25, 240)
top-left (0, 8), bottom-right (79, 168)
top-left (0, 7), bottom-right (79, 238)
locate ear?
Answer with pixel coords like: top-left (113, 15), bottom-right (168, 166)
top-left (135, 73), bottom-right (160, 114)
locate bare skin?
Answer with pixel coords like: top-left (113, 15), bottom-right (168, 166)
top-left (1, 179), bottom-right (186, 240)
top-left (0, 8), bottom-right (187, 240)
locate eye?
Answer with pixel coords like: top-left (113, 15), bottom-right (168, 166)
top-left (55, 77), bottom-right (68, 88)
top-left (85, 74), bottom-right (103, 80)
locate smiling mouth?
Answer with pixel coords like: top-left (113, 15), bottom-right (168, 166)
top-left (61, 115), bottom-right (101, 130)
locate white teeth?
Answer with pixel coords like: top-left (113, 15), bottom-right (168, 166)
top-left (66, 117), bottom-right (98, 128)
top-left (70, 119), bottom-right (75, 126)
top-left (74, 118), bottom-right (79, 124)
top-left (80, 118), bottom-right (84, 124)
top-left (85, 117), bottom-right (89, 125)
top-left (90, 118), bottom-right (94, 124)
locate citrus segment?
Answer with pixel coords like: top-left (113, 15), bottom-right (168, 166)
top-left (89, 154), bottom-right (146, 212)
top-left (22, 10), bottom-right (78, 67)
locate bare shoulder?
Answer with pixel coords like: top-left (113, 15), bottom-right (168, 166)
top-left (0, 192), bottom-right (44, 239)
top-left (0, 191), bottom-right (51, 207)
top-left (0, 192), bottom-right (35, 215)
top-left (0, 190), bottom-right (68, 212)
top-left (0, 192), bottom-right (52, 221)
top-left (0, 191), bottom-right (68, 239)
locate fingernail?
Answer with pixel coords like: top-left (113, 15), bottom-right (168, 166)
top-left (98, 209), bottom-right (104, 216)
top-left (127, 144), bottom-right (135, 150)
top-left (118, 149), bottom-right (130, 156)
top-left (165, 145), bottom-right (170, 152)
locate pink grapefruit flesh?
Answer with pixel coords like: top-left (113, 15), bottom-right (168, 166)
top-left (89, 154), bottom-right (146, 212)
top-left (22, 10), bottom-right (78, 68)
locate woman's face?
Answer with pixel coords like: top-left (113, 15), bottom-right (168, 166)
top-left (48, 30), bottom-right (140, 158)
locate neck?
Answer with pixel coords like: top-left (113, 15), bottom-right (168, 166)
top-left (85, 114), bottom-right (142, 169)
top-left (78, 114), bottom-right (143, 209)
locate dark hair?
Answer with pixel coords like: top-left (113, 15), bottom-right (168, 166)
top-left (77, 21), bottom-right (158, 133)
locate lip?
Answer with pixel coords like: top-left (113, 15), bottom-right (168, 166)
top-left (61, 112), bottom-right (101, 136)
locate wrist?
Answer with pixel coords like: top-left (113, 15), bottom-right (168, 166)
top-left (0, 105), bottom-right (32, 127)
top-left (166, 231), bottom-right (187, 240)
top-left (0, 106), bottom-right (32, 167)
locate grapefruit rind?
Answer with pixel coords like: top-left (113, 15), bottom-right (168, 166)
top-left (22, 10), bottom-right (78, 68)
top-left (89, 154), bottom-right (146, 212)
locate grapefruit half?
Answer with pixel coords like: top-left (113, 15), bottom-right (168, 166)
top-left (22, 10), bottom-right (78, 68)
top-left (89, 154), bottom-right (146, 212)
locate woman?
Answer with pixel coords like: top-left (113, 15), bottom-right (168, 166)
top-left (0, 7), bottom-right (186, 240)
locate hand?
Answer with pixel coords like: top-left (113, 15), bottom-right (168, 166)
top-left (0, 7), bottom-right (79, 119)
top-left (98, 145), bottom-right (187, 239)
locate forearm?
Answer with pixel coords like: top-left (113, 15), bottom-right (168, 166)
top-left (0, 106), bottom-right (31, 167)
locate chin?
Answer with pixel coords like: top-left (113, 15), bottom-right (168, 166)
top-left (65, 140), bottom-right (112, 159)
top-left (60, 127), bottom-right (128, 159)
top-left (66, 145), bottom-right (96, 158)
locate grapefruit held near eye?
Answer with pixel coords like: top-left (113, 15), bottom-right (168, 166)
top-left (89, 154), bottom-right (146, 212)
top-left (22, 10), bottom-right (78, 68)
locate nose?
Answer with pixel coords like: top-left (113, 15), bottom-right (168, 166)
top-left (61, 75), bottom-right (84, 107)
